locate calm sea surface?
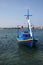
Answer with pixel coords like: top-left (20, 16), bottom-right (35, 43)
top-left (0, 29), bottom-right (43, 65)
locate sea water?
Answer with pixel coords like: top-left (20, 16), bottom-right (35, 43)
top-left (0, 29), bottom-right (43, 65)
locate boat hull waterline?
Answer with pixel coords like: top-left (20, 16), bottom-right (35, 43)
top-left (17, 37), bottom-right (38, 47)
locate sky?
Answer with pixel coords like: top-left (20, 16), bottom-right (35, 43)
top-left (0, 0), bottom-right (43, 27)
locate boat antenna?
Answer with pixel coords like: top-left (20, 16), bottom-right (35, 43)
top-left (24, 9), bottom-right (32, 30)
top-left (24, 9), bottom-right (32, 19)
top-left (24, 9), bottom-right (32, 37)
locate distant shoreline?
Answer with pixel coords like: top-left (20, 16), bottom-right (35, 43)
top-left (0, 27), bottom-right (43, 30)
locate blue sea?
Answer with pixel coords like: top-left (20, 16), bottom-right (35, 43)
top-left (0, 29), bottom-right (43, 65)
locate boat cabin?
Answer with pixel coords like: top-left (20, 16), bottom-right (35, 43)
top-left (21, 31), bottom-right (31, 39)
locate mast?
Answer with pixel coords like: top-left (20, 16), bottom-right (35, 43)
top-left (24, 9), bottom-right (32, 37)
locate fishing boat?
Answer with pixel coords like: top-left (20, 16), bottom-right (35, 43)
top-left (16, 9), bottom-right (38, 47)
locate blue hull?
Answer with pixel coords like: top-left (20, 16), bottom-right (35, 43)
top-left (17, 37), bottom-right (38, 47)
top-left (16, 31), bottom-right (38, 47)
